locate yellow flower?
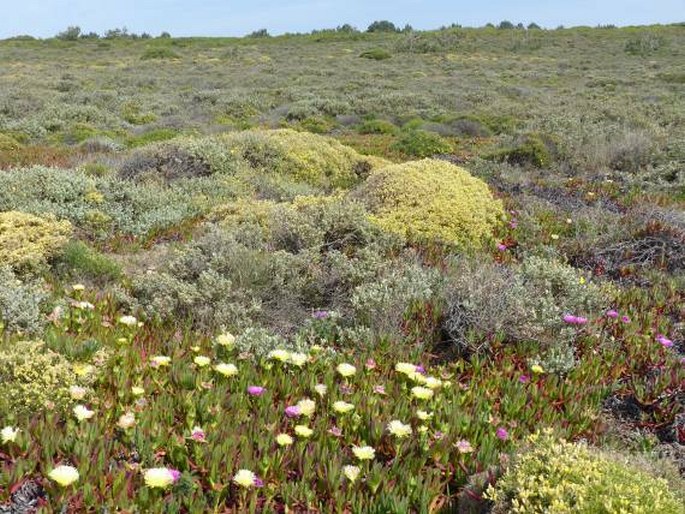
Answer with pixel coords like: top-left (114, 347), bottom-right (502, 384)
top-left (579, 276), bottom-right (586, 285)
top-left (73, 405), bottom-right (95, 422)
top-left (131, 386), bottom-right (145, 396)
top-left (72, 284), bottom-right (85, 291)
top-left (73, 363), bottom-right (95, 377)
top-left (395, 362), bottom-right (418, 376)
top-left (531, 364), bottom-right (545, 374)
top-left (268, 349), bottom-right (290, 362)
top-left (214, 362), bottom-right (238, 377)
top-left (424, 376), bottom-right (443, 389)
top-left (143, 468), bottom-right (178, 489)
top-left (190, 345), bottom-right (201, 353)
top-left (336, 363), bottom-right (356, 377)
top-left (296, 398), bottom-right (316, 417)
top-left (411, 386), bottom-right (434, 400)
top-left (49, 465), bottom-right (79, 487)
top-left (343, 465), bottom-right (361, 482)
top-left (333, 401), bottom-right (355, 414)
top-left (117, 412), bottom-right (136, 430)
top-left (233, 469), bottom-right (258, 488)
top-left (193, 355), bottom-right (211, 367)
top-left (289, 352), bottom-right (308, 367)
top-left (314, 383), bottom-right (327, 397)
top-left (276, 433), bottom-right (294, 446)
top-left (551, 234), bottom-right (560, 240)
top-left (1, 426), bottom-right (19, 444)
top-left (387, 420), bottom-right (412, 438)
top-left (352, 445), bottom-right (375, 461)
top-left (215, 333), bottom-right (235, 348)
top-left (294, 425), bottom-right (313, 438)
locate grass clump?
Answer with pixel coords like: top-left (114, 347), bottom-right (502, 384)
top-left (0, 211), bottom-right (72, 271)
top-left (487, 431), bottom-right (685, 514)
top-left (57, 240), bottom-right (122, 284)
top-left (360, 48), bottom-right (392, 60)
top-left (356, 159), bottom-right (504, 249)
top-left (141, 47), bottom-right (181, 60)
top-left (392, 129), bottom-right (453, 158)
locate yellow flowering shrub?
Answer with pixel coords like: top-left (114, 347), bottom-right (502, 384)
top-left (0, 340), bottom-right (80, 417)
top-left (487, 432), bottom-right (685, 514)
top-left (0, 211), bottom-right (72, 270)
top-left (356, 159), bottom-right (504, 249)
top-left (220, 129), bottom-right (390, 188)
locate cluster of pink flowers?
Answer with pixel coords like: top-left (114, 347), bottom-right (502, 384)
top-left (563, 314), bottom-right (588, 325)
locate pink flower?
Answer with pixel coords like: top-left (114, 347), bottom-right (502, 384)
top-left (519, 375), bottom-right (530, 384)
top-left (621, 315), bottom-right (630, 323)
top-left (247, 386), bottom-right (265, 396)
top-left (365, 358), bottom-right (377, 370)
top-left (328, 426), bottom-right (343, 437)
top-left (190, 427), bottom-right (206, 442)
top-left (285, 406), bottom-right (301, 418)
top-left (606, 310), bottom-right (619, 319)
top-left (169, 469), bottom-right (181, 482)
top-left (497, 243), bottom-right (507, 251)
top-left (415, 365), bottom-right (426, 375)
top-left (563, 314), bottom-right (587, 325)
top-left (373, 385), bottom-right (387, 395)
top-left (339, 384), bottom-right (352, 395)
top-left (456, 439), bottom-right (473, 453)
top-left (656, 335), bottom-right (674, 348)
top-left (496, 427), bottom-right (509, 440)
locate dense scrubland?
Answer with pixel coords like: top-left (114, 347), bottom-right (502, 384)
top-left (0, 23), bottom-right (684, 513)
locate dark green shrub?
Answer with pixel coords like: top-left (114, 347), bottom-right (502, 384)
top-left (487, 133), bottom-right (556, 168)
top-left (360, 48), bottom-right (392, 60)
top-left (366, 20), bottom-right (398, 33)
top-left (141, 47), bottom-right (180, 60)
top-left (57, 241), bottom-right (122, 283)
top-left (391, 129), bottom-right (453, 157)
top-left (356, 119), bottom-right (397, 135)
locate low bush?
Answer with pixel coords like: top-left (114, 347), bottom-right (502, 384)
top-left (487, 132), bottom-right (557, 168)
top-left (56, 241), bottom-right (123, 284)
top-left (391, 129), bottom-right (453, 158)
top-left (0, 267), bottom-right (48, 336)
top-left (0, 211), bottom-right (72, 271)
top-left (355, 159), bottom-right (504, 249)
top-left (0, 340), bottom-right (81, 418)
top-left (487, 431), bottom-right (685, 513)
top-left (356, 119), bottom-right (398, 135)
top-left (360, 48), bottom-right (392, 60)
top-left (444, 256), bottom-right (607, 356)
top-left (141, 47), bottom-right (181, 60)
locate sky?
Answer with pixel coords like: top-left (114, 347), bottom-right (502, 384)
top-left (0, 0), bottom-right (682, 39)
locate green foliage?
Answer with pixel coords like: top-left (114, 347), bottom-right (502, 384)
top-left (360, 48), bottom-right (392, 60)
top-left (57, 241), bottom-right (122, 284)
top-left (391, 129), bottom-right (453, 157)
top-left (141, 47), bottom-right (181, 60)
top-left (367, 20), bottom-right (398, 33)
top-left (356, 119), bottom-right (397, 135)
top-left (0, 340), bottom-right (81, 418)
top-left (487, 432), bottom-right (685, 514)
top-left (487, 133), bottom-right (556, 168)
top-left (55, 26), bottom-right (81, 41)
top-left (356, 159), bottom-right (504, 249)
top-left (0, 211), bottom-right (72, 271)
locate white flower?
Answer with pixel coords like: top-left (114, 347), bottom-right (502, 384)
top-left (411, 386), bottom-right (434, 400)
top-left (268, 349), bottom-right (290, 362)
top-left (333, 401), bottom-right (354, 414)
top-left (118, 315), bottom-right (138, 326)
top-left (69, 385), bottom-right (87, 400)
top-left (336, 363), bottom-right (356, 377)
top-left (395, 362), bottom-right (418, 375)
top-left (150, 355), bottom-right (171, 367)
top-left (193, 355), bottom-right (211, 367)
top-left (289, 352), bottom-right (308, 367)
top-left (233, 469), bottom-right (258, 488)
top-left (73, 405), bottom-right (95, 422)
top-left (144, 467), bottom-right (179, 488)
top-left (276, 433), bottom-right (293, 446)
top-left (424, 376), bottom-right (442, 389)
top-left (72, 284), bottom-right (85, 291)
top-left (1, 426), bottom-right (19, 444)
top-left (352, 445), bottom-right (375, 461)
top-left (214, 362), bottom-right (238, 377)
top-left (343, 465), bottom-right (360, 482)
top-left (49, 465), bottom-right (79, 487)
top-left (294, 425), bottom-right (313, 438)
top-left (215, 332), bottom-right (235, 348)
top-left (416, 410), bottom-right (433, 421)
top-left (296, 398), bottom-right (316, 417)
top-left (117, 412), bottom-right (136, 430)
top-left (131, 386), bottom-right (145, 396)
top-left (314, 383), bottom-right (327, 397)
top-left (387, 420), bottom-right (412, 438)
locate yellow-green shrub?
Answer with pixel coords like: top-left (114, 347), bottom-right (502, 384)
top-left (220, 129), bottom-right (389, 188)
top-left (355, 159), bottom-right (503, 249)
top-left (487, 432), bottom-right (685, 514)
top-left (0, 340), bottom-right (81, 417)
top-left (0, 211), bottom-right (72, 270)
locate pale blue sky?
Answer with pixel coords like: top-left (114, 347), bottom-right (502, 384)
top-left (0, 0), bottom-right (682, 39)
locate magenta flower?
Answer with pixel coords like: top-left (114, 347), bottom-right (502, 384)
top-left (563, 314), bottom-right (587, 325)
top-left (497, 243), bottom-right (507, 251)
top-left (415, 365), bottom-right (426, 375)
top-left (190, 427), bottom-right (206, 442)
top-left (285, 405), bottom-right (301, 418)
top-left (519, 375), bottom-right (530, 384)
top-left (247, 386), bottom-right (266, 396)
top-left (656, 335), bottom-right (674, 348)
top-left (606, 310), bottom-right (619, 319)
top-left (169, 469), bottom-right (181, 482)
top-left (365, 358), bottom-right (377, 370)
top-left (621, 315), bottom-right (630, 323)
top-left (328, 426), bottom-right (343, 437)
top-left (254, 477), bottom-right (264, 488)
top-left (509, 219), bottom-right (518, 229)
top-left (312, 310), bottom-right (329, 319)
top-left (496, 427), bottom-right (509, 441)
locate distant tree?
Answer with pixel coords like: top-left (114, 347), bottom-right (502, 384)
top-left (80, 31), bottom-right (100, 39)
top-left (485, 23), bottom-right (495, 28)
top-left (140, 32), bottom-right (152, 39)
top-left (527, 22), bottom-right (541, 30)
top-left (401, 24), bottom-right (414, 33)
top-left (366, 20), bottom-right (398, 33)
top-left (159, 31), bottom-right (171, 39)
top-left (555, 25), bottom-right (565, 30)
top-left (516, 22), bottom-right (525, 29)
top-left (336, 24), bottom-right (358, 33)
top-left (498, 20), bottom-right (515, 29)
top-left (56, 26), bottom-right (81, 41)
top-left (247, 28), bottom-right (271, 38)
top-left (104, 27), bottom-right (129, 39)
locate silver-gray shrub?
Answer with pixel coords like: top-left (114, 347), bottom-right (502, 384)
top-left (0, 267), bottom-right (48, 336)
